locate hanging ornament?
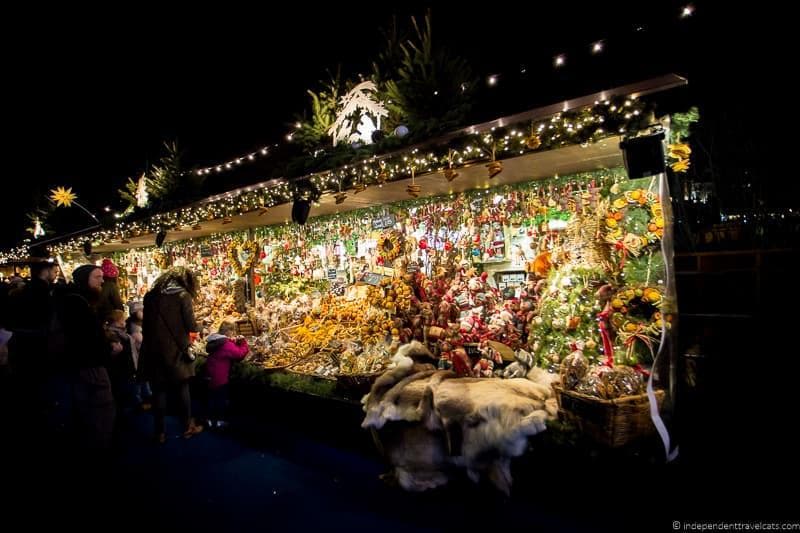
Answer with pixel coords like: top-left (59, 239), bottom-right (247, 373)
top-left (443, 149), bottom-right (459, 182)
top-left (444, 241), bottom-right (453, 252)
top-left (376, 161), bottom-right (389, 185)
top-left (419, 237), bottom-right (428, 250)
top-left (135, 173), bottom-right (149, 208)
top-left (525, 132), bottom-right (542, 150)
top-left (486, 143), bottom-right (503, 178)
top-left (334, 178), bottom-right (347, 204)
top-left (50, 186), bottom-right (77, 207)
top-left (406, 166), bottom-right (421, 198)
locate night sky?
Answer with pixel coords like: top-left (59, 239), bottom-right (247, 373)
top-left (1, 2), bottom-right (785, 249)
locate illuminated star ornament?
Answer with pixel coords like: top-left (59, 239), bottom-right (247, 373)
top-left (50, 186), bottom-right (78, 207)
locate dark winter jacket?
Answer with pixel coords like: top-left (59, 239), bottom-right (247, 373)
top-left (5, 277), bottom-right (54, 374)
top-left (140, 281), bottom-right (198, 385)
top-left (205, 333), bottom-right (249, 389)
top-left (60, 287), bottom-right (113, 370)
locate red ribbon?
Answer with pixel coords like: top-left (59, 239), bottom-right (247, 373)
top-left (614, 241), bottom-right (628, 269)
top-left (597, 304), bottom-right (615, 367)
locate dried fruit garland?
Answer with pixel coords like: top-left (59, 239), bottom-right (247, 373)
top-left (377, 231), bottom-right (403, 263)
top-left (605, 187), bottom-right (664, 267)
top-left (609, 285), bottom-right (666, 365)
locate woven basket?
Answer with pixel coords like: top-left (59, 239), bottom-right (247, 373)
top-left (336, 371), bottom-right (384, 395)
top-left (552, 384), bottom-right (665, 448)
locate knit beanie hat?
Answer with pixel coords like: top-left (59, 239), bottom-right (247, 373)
top-left (101, 258), bottom-right (119, 279)
top-left (72, 264), bottom-right (101, 291)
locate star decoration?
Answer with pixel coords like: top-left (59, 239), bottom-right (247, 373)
top-left (50, 186), bottom-right (77, 207)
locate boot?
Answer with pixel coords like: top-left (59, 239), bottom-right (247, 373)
top-left (183, 419), bottom-right (204, 439)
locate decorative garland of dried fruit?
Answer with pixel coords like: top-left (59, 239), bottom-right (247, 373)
top-left (609, 285), bottom-right (666, 364)
top-left (227, 240), bottom-right (259, 277)
top-left (604, 188), bottom-right (664, 266)
top-left (377, 231), bottom-right (403, 264)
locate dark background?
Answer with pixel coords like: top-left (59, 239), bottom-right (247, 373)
top-left (1, 2), bottom-right (789, 249)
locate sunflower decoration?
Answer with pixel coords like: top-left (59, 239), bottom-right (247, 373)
top-left (50, 186), bottom-right (77, 207)
top-left (377, 230), bottom-right (403, 264)
top-left (609, 286), bottom-right (666, 365)
top-left (604, 187), bottom-right (663, 267)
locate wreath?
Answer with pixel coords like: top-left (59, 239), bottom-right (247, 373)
top-left (227, 240), bottom-right (259, 277)
top-left (377, 231), bottom-right (403, 264)
top-left (604, 188), bottom-right (664, 266)
top-left (608, 285), bottom-right (666, 365)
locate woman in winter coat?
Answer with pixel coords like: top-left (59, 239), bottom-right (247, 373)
top-left (140, 267), bottom-right (202, 443)
top-left (60, 264), bottom-right (120, 451)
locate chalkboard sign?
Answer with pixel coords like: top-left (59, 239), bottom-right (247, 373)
top-left (327, 267), bottom-right (338, 280)
top-left (372, 214), bottom-right (396, 230)
top-left (361, 272), bottom-right (383, 286)
top-left (406, 261), bottom-right (420, 273)
top-left (200, 245), bottom-right (213, 257)
top-left (464, 343), bottom-right (482, 359)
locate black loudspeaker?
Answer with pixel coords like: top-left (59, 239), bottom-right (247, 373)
top-left (155, 229), bottom-right (167, 247)
top-left (83, 241), bottom-right (92, 256)
top-left (620, 132), bottom-right (666, 179)
top-left (292, 199), bottom-right (311, 225)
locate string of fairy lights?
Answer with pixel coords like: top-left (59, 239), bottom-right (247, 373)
top-left (0, 94), bottom-right (650, 263)
top-left (0, 5), bottom-right (698, 263)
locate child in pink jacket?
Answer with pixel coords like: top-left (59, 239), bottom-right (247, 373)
top-left (205, 321), bottom-right (249, 428)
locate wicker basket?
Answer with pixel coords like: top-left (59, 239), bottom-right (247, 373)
top-left (336, 371), bottom-right (384, 395)
top-left (552, 384), bottom-right (665, 448)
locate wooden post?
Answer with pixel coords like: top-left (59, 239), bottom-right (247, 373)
top-left (247, 228), bottom-right (256, 307)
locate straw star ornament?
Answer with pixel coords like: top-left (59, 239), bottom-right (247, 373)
top-left (50, 186), bottom-right (77, 207)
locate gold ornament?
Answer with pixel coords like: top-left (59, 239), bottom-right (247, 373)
top-left (525, 134), bottom-right (542, 150)
top-left (487, 161), bottom-right (503, 178)
top-left (50, 186), bottom-right (77, 207)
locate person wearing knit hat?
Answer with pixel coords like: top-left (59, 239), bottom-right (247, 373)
top-left (101, 258), bottom-right (119, 279)
top-left (96, 259), bottom-right (123, 323)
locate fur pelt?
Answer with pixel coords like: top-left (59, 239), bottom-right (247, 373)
top-left (362, 343), bottom-right (558, 495)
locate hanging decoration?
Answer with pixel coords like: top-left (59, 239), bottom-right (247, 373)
top-left (227, 240), bottom-right (259, 277)
top-left (136, 173), bottom-right (149, 208)
top-left (50, 186), bottom-right (77, 207)
top-left (328, 81), bottom-right (389, 147)
top-left (377, 230), bottom-right (403, 264)
top-left (486, 143), bottom-right (503, 178)
top-left (604, 186), bottom-right (663, 268)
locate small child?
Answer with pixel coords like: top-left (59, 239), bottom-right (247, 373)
top-left (106, 309), bottom-right (135, 410)
top-left (126, 301), bottom-right (151, 410)
top-left (205, 321), bottom-right (249, 428)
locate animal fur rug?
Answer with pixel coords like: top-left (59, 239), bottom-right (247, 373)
top-left (362, 341), bottom-right (558, 494)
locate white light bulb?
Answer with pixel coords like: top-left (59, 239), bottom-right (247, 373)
top-left (554, 55), bottom-right (565, 67)
top-left (592, 41), bottom-right (603, 54)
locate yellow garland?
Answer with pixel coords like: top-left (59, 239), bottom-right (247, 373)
top-left (227, 240), bottom-right (259, 277)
